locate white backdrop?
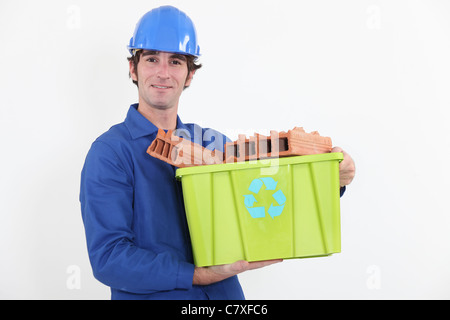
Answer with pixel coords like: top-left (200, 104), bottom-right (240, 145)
top-left (1, 0), bottom-right (449, 300)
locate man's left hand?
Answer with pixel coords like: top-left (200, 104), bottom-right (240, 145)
top-left (331, 147), bottom-right (355, 187)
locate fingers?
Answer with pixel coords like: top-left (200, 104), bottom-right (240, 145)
top-left (331, 146), bottom-right (343, 153)
top-left (228, 259), bottom-right (283, 274)
top-left (332, 146), bottom-right (355, 186)
top-left (246, 259), bottom-right (283, 270)
top-left (193, 259), bottom-right (283, 285)
top-left (331, 146), bottom-right (355, 187)
top-left (228, 260), bottom-right (249, 273)
top-left (228, 259), bottom-right (282, 273)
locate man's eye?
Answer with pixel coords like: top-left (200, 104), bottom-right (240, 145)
top-left (147, 57), bottom-right (157, 63)
top-left (171, 60), bottom-right (182, 65)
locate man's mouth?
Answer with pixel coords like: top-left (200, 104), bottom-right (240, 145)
top-left (151, 85), bottom-right (172, 89)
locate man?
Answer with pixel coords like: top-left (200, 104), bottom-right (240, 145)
top-left (80, 6), bottom-right (355, 300)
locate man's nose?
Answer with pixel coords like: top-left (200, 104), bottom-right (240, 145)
top-left (156, 61), bottom-right (170, 79)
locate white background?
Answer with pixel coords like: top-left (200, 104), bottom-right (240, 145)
top-left (1, 0), bottom-right (449, 299)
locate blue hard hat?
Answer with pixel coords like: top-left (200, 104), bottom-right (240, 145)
top-left (128, 6), bottom-right (200, 56)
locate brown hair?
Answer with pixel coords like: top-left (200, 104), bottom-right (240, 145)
top-left (127, 50), bottom-right (202, 89)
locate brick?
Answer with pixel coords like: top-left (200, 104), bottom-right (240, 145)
top-left (147, 129), bottom-right (224, 168)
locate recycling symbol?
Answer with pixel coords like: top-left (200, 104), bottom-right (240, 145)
top-left (243, 177), bottom-right (286, 219)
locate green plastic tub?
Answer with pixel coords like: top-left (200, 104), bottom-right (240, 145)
top-left (175, 153), bottom-right (343, 267)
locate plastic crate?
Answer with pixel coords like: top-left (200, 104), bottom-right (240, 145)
top-left (175, 153), bottom-right (343, 267)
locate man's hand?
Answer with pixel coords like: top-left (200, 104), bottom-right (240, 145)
top-left (332, 147), bottom-right (355, 187)
top-left (193, 259), bottom-right (282, 285)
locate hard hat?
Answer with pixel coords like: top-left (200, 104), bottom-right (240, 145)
top-left (128, 6), bottom-right (200, 56)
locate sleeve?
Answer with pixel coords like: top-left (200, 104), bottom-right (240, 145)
top-left (79, 141), bottom-right (194, 294)
top-left (340, 186), bottom-right (346, 197)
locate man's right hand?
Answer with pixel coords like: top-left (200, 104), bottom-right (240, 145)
top-left (193, 259), bottom-right (282, 285)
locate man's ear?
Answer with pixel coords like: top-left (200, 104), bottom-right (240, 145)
top-left (184, 70), bottom-right (195, 88)
top-left (129, 60), bottom-right (138, 82)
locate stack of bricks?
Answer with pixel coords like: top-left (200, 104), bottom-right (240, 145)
top-left (147, 127), bottom-right (332, 168)
top-left (224, 127), bottom-right (332, 163)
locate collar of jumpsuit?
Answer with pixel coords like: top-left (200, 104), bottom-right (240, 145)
top-left (80, 104), bottom-right (244, 299)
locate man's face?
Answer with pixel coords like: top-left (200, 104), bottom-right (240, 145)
top-left (130, 50), bottom-right (194, 111)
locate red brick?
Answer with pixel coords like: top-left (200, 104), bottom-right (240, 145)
top-left (147, 129), bottom-right (223, 167)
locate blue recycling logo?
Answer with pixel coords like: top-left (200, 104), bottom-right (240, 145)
top-left (243, 177), bottom-right (286, 219)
